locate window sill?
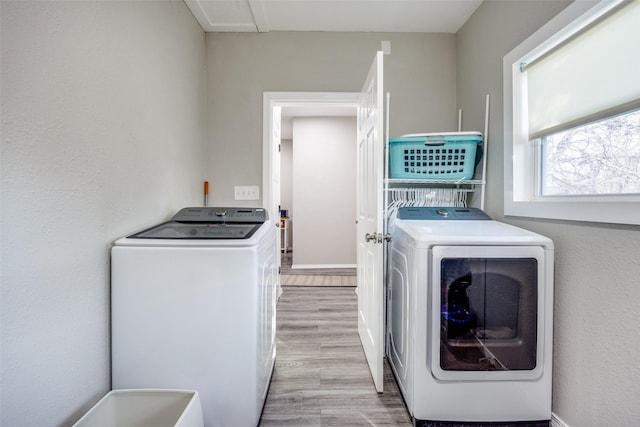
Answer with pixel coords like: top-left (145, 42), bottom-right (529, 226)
top-left (504, 199), bottom-right (640, 226)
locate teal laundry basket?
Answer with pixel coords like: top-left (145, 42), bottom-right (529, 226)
top-left (389, 132), bottom-right (483, 180)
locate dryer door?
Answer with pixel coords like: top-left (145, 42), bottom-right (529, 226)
top-left (430, 245), bottom-right (547, 381)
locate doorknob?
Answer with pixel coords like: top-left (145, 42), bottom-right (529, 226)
top-left (365, 233), bottom-right (378, 243)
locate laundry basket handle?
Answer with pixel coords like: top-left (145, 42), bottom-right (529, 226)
top-left (424, 139), bottom-right (446, 146)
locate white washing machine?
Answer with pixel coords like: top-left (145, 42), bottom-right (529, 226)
top-left (386, 207), bottom-right (554, 427)
top-left (111, 207), bottom-right (277, 427)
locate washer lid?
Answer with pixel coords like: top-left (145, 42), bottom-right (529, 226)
top-left (126, 207), bottom-right (267, 240)
top-left (128, 221), bottom-right (261, 240)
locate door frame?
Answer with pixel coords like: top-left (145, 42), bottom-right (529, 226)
top-left (262, 91), bottom-right (360, 223)
top-left (262, 92), bottom-right (360, 296)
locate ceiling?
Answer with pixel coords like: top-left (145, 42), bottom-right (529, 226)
top-left (185, 0), bottom-right (483, 34)
top-left (186, 0), bottom-right (484, 139)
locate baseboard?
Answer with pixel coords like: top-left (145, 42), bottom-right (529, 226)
top-left (551, 413), bottom-right (569, 427)
top-left (291, 264), bottom-right (357, 269)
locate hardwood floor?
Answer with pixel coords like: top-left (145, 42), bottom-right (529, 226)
top-left (259, 286), bottom-right (412, 427)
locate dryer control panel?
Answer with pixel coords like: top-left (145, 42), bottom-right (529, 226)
top-left (398, 207), bottom-right (491, 220)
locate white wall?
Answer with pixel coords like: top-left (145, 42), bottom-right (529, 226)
top-left (456, 1), bottom-right (640, 425)
top-left (205, 32), bottom-right (457, 207)
top-left (0, 1), bottom-right (205, 425)
top-left (291, 117), bottom-right (356, 268)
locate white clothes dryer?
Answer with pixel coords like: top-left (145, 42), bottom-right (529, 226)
top-left (111, 207), bottom-right (277, 427)
top-left (386, 207), bottom-right (554, 427)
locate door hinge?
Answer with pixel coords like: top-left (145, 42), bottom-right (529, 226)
top-left (365, 233), bottom-right (392, 244)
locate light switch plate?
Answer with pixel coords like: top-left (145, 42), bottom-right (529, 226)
top-left (234, 185), bottom-right (260, 200)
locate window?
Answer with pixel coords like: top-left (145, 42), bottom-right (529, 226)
top-left (538, 109), bottom-right (640, 196)
top-left (504, 0), bottom-right (640, 225)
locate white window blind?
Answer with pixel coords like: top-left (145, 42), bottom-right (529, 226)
top-left (525, 0), bottom-right (640, 140)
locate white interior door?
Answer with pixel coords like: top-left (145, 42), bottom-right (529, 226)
top-left (356, 51), bottom-right (385, 393)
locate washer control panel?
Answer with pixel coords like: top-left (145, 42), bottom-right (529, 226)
top-left (397, 207), bottom-right (491, 220)
top-left (172, 207), bottom-right (267, 223)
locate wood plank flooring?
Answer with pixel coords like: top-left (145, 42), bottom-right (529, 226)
top-left (259, 286), bottom-right (412, 427)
